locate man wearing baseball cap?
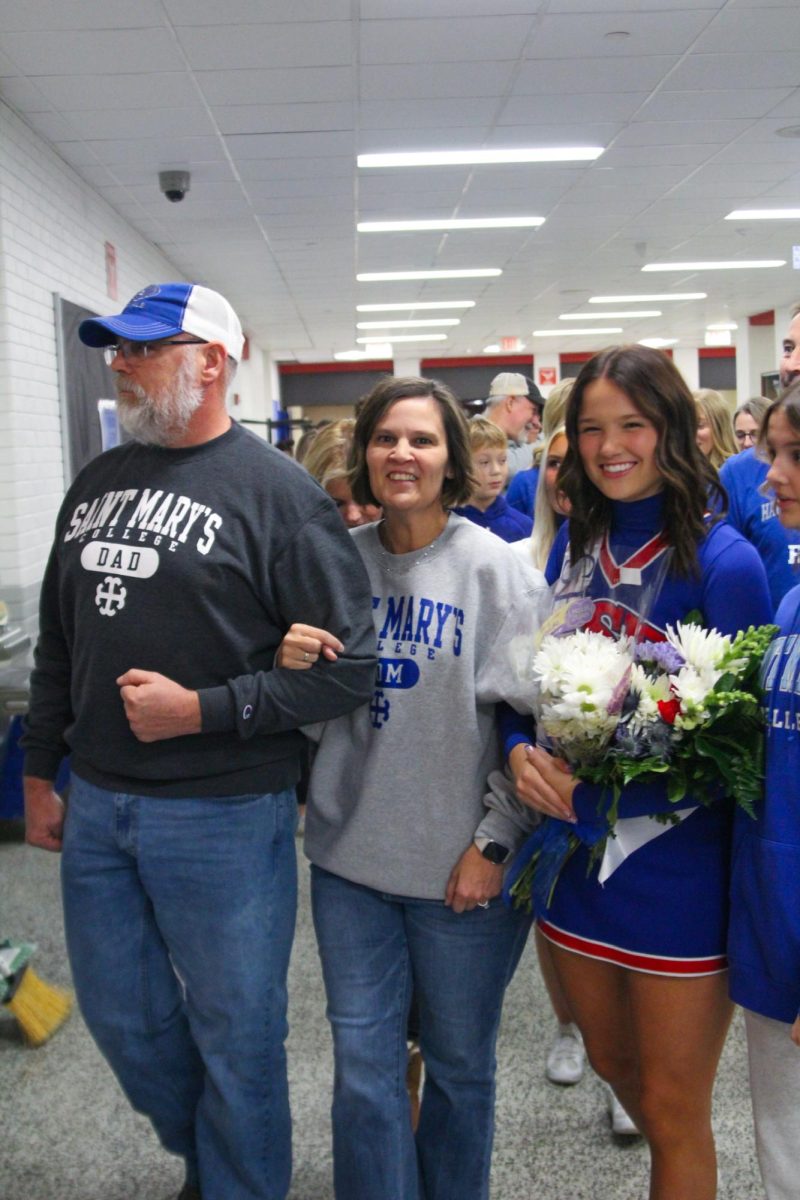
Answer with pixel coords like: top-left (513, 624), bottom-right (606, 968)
top-left (23, 283), bottom-right (377, 1200)
top-left (482, 371), bottom-right (543, 479)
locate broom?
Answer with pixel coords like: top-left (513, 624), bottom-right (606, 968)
top-left (1, 939), bottom-right (72, 1046)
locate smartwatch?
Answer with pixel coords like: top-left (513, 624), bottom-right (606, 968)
top-left (474, 836), bottom-right (511, 865)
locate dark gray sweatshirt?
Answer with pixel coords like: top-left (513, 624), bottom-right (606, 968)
top-left (23, 422), bottom-right (377, 796)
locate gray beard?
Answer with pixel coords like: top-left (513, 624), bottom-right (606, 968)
top-left (116, 354), bottom-right (205, 446)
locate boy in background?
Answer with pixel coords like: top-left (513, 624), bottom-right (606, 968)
top-left (454, 418), bottom-right (533, 543)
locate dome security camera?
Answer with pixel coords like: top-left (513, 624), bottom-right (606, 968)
top-left (159, 170), bottom-right (191, 203)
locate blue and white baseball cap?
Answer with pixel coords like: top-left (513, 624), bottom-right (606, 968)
top-left (79, 282), bottom-right (245, 363)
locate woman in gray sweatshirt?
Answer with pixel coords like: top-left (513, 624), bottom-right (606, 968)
top-left (278, 376), bottom-right (549, 1200)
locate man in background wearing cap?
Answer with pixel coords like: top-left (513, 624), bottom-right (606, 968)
top-left (482, 371), bottom-right (542, 480)
top-left (22, 283), bottom-right (377, 1200)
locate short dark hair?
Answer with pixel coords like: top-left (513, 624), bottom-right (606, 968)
top-left (559, 344), bottom-right (726, 579)
top-left (349, 376), bottom-right (475, 508)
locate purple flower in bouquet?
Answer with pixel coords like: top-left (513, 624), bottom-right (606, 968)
top-left (634, 640), bottom-right (685, 674)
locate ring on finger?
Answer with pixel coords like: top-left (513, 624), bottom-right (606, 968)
top-left (477, 900), bottom-right (490, 909)
top-left (303, 651), bottom-right (310, 662)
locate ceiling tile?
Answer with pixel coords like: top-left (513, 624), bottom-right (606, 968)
top-left (226, 130), bottom-right (354, 159)
top-left (525, 10), bottom-right (716, 58)
top-left (360, 17), bottom-right (534, 65)
top-left (29, 72), bottom-right (199, 111)
top-left (178, 21), bottom-right (352, 71)
top-left (69, 134), bottom-right (225, 165)
top-left (236, 156), bottom-right (353, 181)
top-left (57, 107), bottom-right (216, 139)
top-left (546, 0), bottom-right (725, 9)
top-left (358, 127), bottom-right (500, 152)
top-left (667, 53), bottom-right (800, 90)
top-left (165, 0), bottom-right (351, 20)
top-left (0, 2), bottom-right (165, 31)
top-left (693, 6), bottom-right (800, 52)
top-left (2, 28), bottom-right (184, 74)
top-left (763, 88), bottom-right (800, 118)
top-left (613, 119), bottom-right (753, 146)
top-left (213, 102), bottom-right (354, 135)
top-left (359, 97), bottom-right (499, 130)
top-left (635, 88), bottom-right (794, 122)
top-left (359, 60), bottom-right (514, 99)
top-left (513, 55), bottom-right (678, 94)
top-left (499, 92), bottom-right (650, 123)
top-left (197, 66), bottom-right (354, 105)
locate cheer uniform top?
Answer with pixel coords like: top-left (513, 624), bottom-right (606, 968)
top-left (506, 493), bottom-right (772, 975)
top-left (729, 585), bottom-right (800, 1022)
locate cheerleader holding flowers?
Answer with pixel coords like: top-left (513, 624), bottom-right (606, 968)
top-left (505, 345), bottom-right (773, 1200)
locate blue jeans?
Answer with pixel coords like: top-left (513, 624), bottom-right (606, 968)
top-left (311, 866), bottom-right (532, 1200)
top-left (61, 774), bottom-right (297, 1200)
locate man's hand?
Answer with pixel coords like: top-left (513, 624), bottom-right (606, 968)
top-left (445, 843), bottom-right (504, 913)
top-left (117, 669), bottom-right (202, 742)
top-left (24, 776), bottom-right (65, 852)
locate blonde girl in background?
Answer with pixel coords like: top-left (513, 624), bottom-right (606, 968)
top-left (303, 418), bottom-right (381, 529)
top-left (694, 388), bottom-right (737, 469)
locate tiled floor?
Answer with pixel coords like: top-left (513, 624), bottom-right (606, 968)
top-left (1, 822), bottom-right (763, 1200)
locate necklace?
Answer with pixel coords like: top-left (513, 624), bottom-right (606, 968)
top-left (376, 519), bottom-right (449, 574)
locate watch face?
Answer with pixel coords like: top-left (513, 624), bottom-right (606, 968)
top-left (482, 841), bottom-right (510, 865)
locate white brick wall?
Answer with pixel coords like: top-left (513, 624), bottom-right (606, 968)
top-left (0, 100), bottom-right (270, 624)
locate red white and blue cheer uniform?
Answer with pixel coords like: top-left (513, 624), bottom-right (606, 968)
top-left (504, 493), bottom-right (772, 977)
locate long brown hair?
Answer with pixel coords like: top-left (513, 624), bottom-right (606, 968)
top-left (559, 345), bottom-right (726, 578)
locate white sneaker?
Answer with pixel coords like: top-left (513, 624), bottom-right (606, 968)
top-left (605, 1084), bottom-right (640, 1137)
top-left (545, 1023), bottom-right (585, 1085)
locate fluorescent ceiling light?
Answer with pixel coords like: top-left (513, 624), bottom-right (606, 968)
top-left (483, 344), bottom-right (501, 353)
top-left (334, 349), bottom-right (392, 361)
top-left (358, 216), bottom-right (545, 232)
top-left (707, 322), bottom-right (738, 331)
top-left (357, 334), bottom-right (448, 344)
top-left (590, 293), bottom-right (707, 302)
top-left (357, 148), bottom-right (604, 168)
top-left (705, 330), bottom-right (732, 347)
top-left (356, 301), bottom-right (475, 312)
top-left (558, 310), bottom-right (662, 320)
top-left (643, 260), bottom-right (785, 271)
top-left (356, 319), bottom-right (460, 329)
top-left (533, 328), bottom-right (622, 337)
top-left (725, 209), bottom-right (800, 220)
top-left (639, 337), bottom-right (678, 349)
top-left (357, 269), bottom-right (501, 281)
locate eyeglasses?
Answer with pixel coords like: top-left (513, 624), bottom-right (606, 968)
top-left (735, 430), bottom-right (757, 445)
top-left (102, 338), bottom-right (208, 365)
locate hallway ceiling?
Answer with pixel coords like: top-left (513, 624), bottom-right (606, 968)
top-left (1, 0), bottom-right (799, 361)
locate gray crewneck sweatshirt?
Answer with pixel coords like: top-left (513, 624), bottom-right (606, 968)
top-left (304, 515), bottom-right (550, 899)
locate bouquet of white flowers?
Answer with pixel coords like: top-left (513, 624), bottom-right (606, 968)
top-left (506, 616), bottom-right (778, 914)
